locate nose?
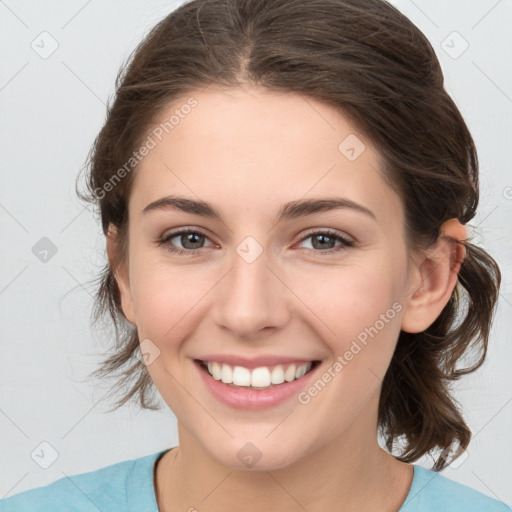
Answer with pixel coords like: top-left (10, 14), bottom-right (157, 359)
top-left (213, 242), bottom-right (291, 339)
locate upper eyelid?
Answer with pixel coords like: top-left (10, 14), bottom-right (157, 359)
top-left (162, 227), bottom-right (211, 241)
top-left (302, 227), bottom-right (354, 240)
top-left (162, 228), bottom-right (213, 245)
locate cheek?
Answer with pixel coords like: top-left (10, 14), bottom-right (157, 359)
top-left (127, 244), bottom-right (227, 364)
top-left (291, 265), bottom-right (405, 414)
top-left (130, 263), bottom-right (201, 339)
top-left (290, 259), bottom-right (406, 392)
top-left (295, 261), bottom-right (401, 337)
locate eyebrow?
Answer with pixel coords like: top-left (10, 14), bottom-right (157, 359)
top-left (142, 195), bottom-right (376, 222)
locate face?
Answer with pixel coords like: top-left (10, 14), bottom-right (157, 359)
top-left (114, 86), bottom-right (417, 470)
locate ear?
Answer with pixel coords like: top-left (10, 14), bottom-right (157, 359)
top-left (106, 223), bottom-right (136, 326)
top-left (401, 219), bottom-right (467, 333)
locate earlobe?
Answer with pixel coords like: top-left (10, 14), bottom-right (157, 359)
top-left (106, 224), bottom-right (136, 326)
top-left (401, 219), bottom-right (467, 333)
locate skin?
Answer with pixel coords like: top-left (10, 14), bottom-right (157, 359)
top-left (107, 86), bottom-right (466, 512)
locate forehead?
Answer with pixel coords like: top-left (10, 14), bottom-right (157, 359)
top-left (130, 86), bottom-right (403, 227)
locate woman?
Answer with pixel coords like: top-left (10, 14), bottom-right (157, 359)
top-left (1, 0), bottom-right (508, 510)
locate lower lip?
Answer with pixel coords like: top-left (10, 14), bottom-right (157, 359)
top-left (194, 359), bottom-right (321, 410)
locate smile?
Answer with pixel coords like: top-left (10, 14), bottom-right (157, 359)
top-left (199, 360), bottom-right (320, 389)
top-left (194, 358), bottom-right (323, 410)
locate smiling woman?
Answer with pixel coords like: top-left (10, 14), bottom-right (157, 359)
top-left (0, 0), bottom-right (508, 511)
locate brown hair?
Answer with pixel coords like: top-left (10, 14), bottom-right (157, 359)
top-left (77, 0), bottom-right (501, 471)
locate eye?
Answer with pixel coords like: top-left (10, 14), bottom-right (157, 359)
top-left (158, 228), bottom-right (214, 255)
top-left (295, 229), bottom-right (355, 254)
top-left (157, 227), bottom-right (355, 256)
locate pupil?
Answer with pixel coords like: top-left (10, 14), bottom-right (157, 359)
top-left (183, 233), bottom-right (203, 249)
top-left (313, 234), bottom-right (334, 250)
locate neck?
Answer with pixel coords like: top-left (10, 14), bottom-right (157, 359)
top-left (155, 408), bottom-right (413, 512)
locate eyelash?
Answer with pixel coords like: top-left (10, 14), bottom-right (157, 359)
top-left (157, 228), bottom-right (355, 256)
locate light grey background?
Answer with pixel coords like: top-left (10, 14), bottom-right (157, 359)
top-left (1, 0), bottom-right (511, 504)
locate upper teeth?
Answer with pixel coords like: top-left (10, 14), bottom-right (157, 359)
top-left (205, 361), bottom-right (313, 388)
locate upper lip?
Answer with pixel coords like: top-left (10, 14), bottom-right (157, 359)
top-left (195, 354), bottom-right (320, 369)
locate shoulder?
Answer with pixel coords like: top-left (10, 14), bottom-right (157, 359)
top-left (0, 450), bottom-right (168, 512)
top-left (401, 465), bottom-right (511, 512)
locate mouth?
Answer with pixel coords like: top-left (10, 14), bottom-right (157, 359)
top-left (194, 358), bottom-right (322, 390)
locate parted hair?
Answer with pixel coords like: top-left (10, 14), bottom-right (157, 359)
top-left (77, 0), bottom-right (501, 470)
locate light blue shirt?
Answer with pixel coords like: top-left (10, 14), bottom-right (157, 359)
top-left (1, 448), bottom-right (510, 511)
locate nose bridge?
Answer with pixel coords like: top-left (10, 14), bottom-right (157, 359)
top-left (214, 235), bottom-right (288, 336)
